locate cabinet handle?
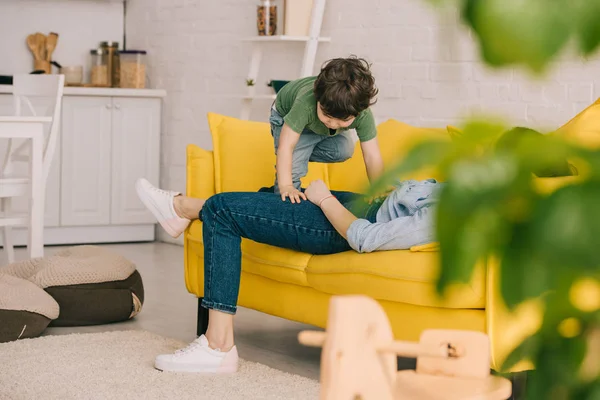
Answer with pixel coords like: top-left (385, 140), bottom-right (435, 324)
top-left (114, 104), bottom-right (121, 110)
top-left (105, 104), bottom-right (112, 109)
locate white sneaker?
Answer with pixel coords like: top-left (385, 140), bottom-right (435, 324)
top-left (135, 178), bottom-right (190, 238)
top-left (155, 335), bottom-right (239, 374)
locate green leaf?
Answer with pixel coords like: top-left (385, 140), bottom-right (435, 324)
top-left (531, 182), bottom-right (600, 271)
top-left (501, 334), bottom-right (540, 372)
top-left (437, 195), bottom-right (502, 292)
top-left (464, 0), bottom-right (572, 72)
top-left (436, 155), bottom-right (523, 293)
top-left (573, 0), bottom-right (600, 55)
top-left (496, 130), bottom-right (577, 178)
top-left (454, 118), bottom-right (508, 151)
top-left (350, 139), bottom-right (450, 217)
top-left (525, 332), bottom-right (589, 399)
top-left (461, 0), bottom-right (478, 30)
top-left (365, 139), bottom-right (450, 197)
top-left (500, 222), bottom-right (552, 308)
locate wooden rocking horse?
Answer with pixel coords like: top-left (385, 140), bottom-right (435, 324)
top-left (299, 295), bottom-right (512, 400)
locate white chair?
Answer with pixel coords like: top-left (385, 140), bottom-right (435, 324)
top-left (0, 74), bottom-right (64, 264)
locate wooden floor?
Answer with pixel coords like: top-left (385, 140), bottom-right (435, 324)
top-left (11, 242), bottom-right (323, 380)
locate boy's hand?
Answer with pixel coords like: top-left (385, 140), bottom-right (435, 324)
top-left (280, 185), bottom-right (306, 203)
top-left (306, 180), bottom-right (332, 206)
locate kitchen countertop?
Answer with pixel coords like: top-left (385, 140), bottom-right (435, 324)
top-left (0, 85), bottom-right (167, 98)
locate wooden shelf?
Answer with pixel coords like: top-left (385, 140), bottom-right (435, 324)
top-left (242, 35), bottom-right (331, 42)
top-left (240, 0), bottom-right (328, 120)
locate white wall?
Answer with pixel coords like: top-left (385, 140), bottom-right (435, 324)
top-left (124, 0), bottom-right (600, 244)
top-left (0, 0), bottom-right (123, 79)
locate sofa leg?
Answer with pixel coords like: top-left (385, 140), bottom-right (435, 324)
top-left (197, 297), bottom-right (209, 337)
top-left (510, 371), bottom-right (528, 400)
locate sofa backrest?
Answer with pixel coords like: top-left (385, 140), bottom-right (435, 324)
top-left (207, 113), bottom-right (327, 193)
top-left (555, 98), bottom-right (600, 149)
top-left (327, 119), bottom-right (449, 192)
top-left (207, 112), bottom-right (450, 194)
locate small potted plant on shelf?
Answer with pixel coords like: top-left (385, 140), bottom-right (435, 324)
top-left (267, 80), bottom-right (290, 94)
top-left (246, 78), bottom-right (255, 96)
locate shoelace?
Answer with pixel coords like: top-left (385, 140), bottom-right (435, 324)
top-left (174, 338), bottom-right (222, 357)
top-left (174, 338), bottom-right (204, 356)
top-left (150, 185), bottom-right (172, 197)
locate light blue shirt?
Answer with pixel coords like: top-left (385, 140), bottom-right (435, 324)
top-left (346, 179), bottom-right (443, 253)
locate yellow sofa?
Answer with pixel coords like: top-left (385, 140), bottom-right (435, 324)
top-left (183, 102), bottom-right (597, 372)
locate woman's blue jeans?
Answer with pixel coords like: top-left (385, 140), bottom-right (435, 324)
top-left (198, 190), bottom-right (380, 314)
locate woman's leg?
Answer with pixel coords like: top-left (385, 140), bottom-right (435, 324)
top-left (136, 179), bottom-right (366, 373)
top-left (135, 178), bottom-right (199, 238)
top-left (136, 179), bottom-right (239, 373)
top-left (173, 195), bottom-right (205, 220)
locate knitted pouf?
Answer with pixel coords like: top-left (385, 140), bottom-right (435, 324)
top-left (0, 246), bottom-right (144, 327)
top-left (0, 274), bottom-right (59, 343)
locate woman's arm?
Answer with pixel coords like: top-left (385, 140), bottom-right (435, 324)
top-left (360, 137), bottom-right (384, 183)
top-left (305, 180), bottom-right (437, 253)
top-left (319, 197), bottom-right (357, 239)
top-left (305, 180), bottom-right (357, 239)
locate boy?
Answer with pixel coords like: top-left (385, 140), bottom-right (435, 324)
top-left (270, 56), bottom-right (384, 202)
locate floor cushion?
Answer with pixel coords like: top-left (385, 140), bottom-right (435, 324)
top-left (0, 274), bottom-right (59, 343)
top-left (0, 246), bottom-right (144, 326)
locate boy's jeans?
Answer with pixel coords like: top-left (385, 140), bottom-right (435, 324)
top-left (198, 191), bottom-right (381, 314)
top-left (270, 105), bottom-right (355, 194)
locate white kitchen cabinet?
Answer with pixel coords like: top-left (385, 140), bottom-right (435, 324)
top-left (0, 86), bottom-right (165, 246)
top-left (111, 97), bottom-right (160, 225)
top-left (61, 96), bottom-right (112, 226)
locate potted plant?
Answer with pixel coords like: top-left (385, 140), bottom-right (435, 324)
top-left (370, 1), bottom-right (600, 398)
top-left (267, 80), bottom-right (290, 94)
top-left (246, 78), bottom-right (255, 96)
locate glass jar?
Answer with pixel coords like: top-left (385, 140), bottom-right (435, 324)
top-left (119, 50), bottom-right (147, 89)
top-left (100, 41), bottom-right (120, 87)
top-left (90, 49), bottom-right (109, 87)
top-left (257, 0), bottom-right (277, 36)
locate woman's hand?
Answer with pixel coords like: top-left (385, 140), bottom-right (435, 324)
top-left (306, 180), bottom-right (333, 206)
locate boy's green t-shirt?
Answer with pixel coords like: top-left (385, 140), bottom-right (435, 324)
top-left (274, 76), bottom-right (377, 142)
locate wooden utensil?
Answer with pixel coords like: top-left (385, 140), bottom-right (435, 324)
top-left (35, 32), bottom-right (46, 61)
top-left (46, 32), bottom-right (58, 61)
top-left (26, 34), bottom-right (38, 60)
top-left (27, 32), bottom-right (50, 73)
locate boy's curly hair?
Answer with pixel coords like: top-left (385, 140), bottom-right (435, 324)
top-left (314, 56), bottom-right (378, 120)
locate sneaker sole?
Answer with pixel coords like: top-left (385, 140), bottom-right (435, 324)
top-left (135, 179), bottom-right (182, 238)
top-left (154, 361), bottom-right (238, 374)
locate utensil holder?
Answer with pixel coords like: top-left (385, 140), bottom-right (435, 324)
top-left (34, 60), bottom-right (51, 74)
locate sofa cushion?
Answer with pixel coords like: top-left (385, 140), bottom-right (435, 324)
top-left (306, 250), bottom-right (486, 309)
top-left (327, 119), bottom-right (448, 192)
top-left (187, 220), bottom-right (311, 286)
top-left (241, 241), bottom-right (311, 286)
top-left (207, 113), bottom-right (327, 193)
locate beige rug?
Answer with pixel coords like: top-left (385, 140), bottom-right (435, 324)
top-left (0, 330), bottom-right (320, 400)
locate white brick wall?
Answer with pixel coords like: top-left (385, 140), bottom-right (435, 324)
top-left (125, 0), bottom-right (600, 243)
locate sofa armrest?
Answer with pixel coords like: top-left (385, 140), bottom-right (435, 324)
top-left (186, 144), bottom-right (215, 199)
top-left (486, 259), bottom-right (542, 373)
top-left (184, 144), bottom-right (213, 299)
top-left (484, 177), bottom-right (581, 372)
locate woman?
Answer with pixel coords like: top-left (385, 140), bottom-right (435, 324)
top-left (135, 177), bottom-right (442, 374)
